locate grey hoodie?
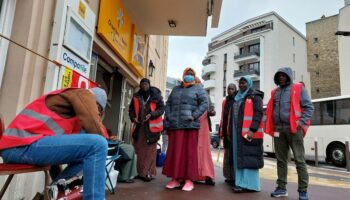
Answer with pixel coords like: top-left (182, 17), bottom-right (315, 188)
top-left (273, 67), bottom-right (314, 127)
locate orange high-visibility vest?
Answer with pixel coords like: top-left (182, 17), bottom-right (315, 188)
top-left (131, 96), bottom-right (163, 135)
top-left (219, 98), bottom-right (232, 138)
top-left (241, 98), bottom-right (264, 139)
top-left (265, 83), bottom-right (310, 136)
top-left (0, 89), bottom-right (81, 150)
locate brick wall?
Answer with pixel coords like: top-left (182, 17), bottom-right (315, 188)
top-left (306, 15), bottom-right (341, 99)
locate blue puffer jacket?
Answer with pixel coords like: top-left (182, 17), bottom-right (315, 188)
top-left (164, 84), bottom-right (209, 130)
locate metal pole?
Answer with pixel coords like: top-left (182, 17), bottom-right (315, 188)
top-left (314, 140), bottom-right (319, 167)
top-left (345, 141), bottom-right (350, 172)
top-left (217, 139), bottom-right (222, 163)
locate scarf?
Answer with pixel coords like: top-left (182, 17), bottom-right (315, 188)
top-left (234, 76), bottom-right (253, 105)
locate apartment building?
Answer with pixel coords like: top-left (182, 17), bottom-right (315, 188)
top-left (202, 12), bottom-right (309, 132)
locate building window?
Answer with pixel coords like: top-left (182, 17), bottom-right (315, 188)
top-left (316, 71), bottom-right (320, 77)
top-left (224, 53), bottom-right (227, 64)
top-left (293, 53), bottom-right (295, 63)
top-left (223, 87), bottom-right (226, 97)
top-left (206, 89), bottom-right (210, 95)
top-left (316, 88), bottom-right (320, 93)
top-left (248, 62), bottom-right (260, 71)
top-left (314, 54), bottom-right (319, 59)
top-left (223, 70), bottom-right (226, 81)
top-left (314, 37), bottom-right (318, 43)
top-left (293, 37), bottom-right (295, 46)
top-left (251, 25), bottom-right (265, 33)
top-left (293, 70), bottom-right (296, 80)
top-left (249, 43), bottom-right (260, 53)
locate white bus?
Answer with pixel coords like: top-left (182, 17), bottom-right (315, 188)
top-left (263, 95), bottom-right (350, 167)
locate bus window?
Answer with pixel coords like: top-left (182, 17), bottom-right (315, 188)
top-left (336, 98), bottom-right (350, 124)
top-left (321, 101), bottom-right (335, 125)
top-left (311, 102), bottom-right (321, 125)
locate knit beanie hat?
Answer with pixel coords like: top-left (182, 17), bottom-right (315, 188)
top-left (90, 87), bottom-right (107, 109)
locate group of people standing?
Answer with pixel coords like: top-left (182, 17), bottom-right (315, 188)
top-left (130, 66), bottom-right (314, 200)
top-left (219, 67), bottom-right (314, 200)
top-left (0, 64), bottom-right (313, 200)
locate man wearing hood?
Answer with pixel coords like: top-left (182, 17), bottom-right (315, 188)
top-left (129, 78), bottom-right (165, 182)
top-left (265, 67), bottom-right (314, 200)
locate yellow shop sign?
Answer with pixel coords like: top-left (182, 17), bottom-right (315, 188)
top-left (97, 0), bottom-right (133, 64)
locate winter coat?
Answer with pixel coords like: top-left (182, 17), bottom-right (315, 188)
top-left (128, 87), bottom-right (165, 142)
top-left (164, 84), bottom-right (209, 130)
top-left (233, 88), bottom-right (264, 169)
top-left (272, 67), bottom-right (314, 128)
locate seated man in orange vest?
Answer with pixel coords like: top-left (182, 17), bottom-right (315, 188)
top-left (0, 87), bottom-right (109, 199)
top-left (266, 67), bottom-right (314, 200)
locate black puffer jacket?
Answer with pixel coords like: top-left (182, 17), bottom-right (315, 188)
top-left (164, 84), bottom-right (208, 130)
top-left (232, 88), bottom-right (264, 169)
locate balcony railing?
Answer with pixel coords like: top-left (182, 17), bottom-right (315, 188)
top-left (234, 50), bottom-right (260, 60)
top-left (233, 68), bottom-right (260, 78)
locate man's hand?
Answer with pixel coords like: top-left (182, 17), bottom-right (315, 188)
top-left (134, 118), bottom-right (140, 123)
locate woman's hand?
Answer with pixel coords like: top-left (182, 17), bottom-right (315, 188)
top-left (144, 114), bottom-right (151, 122)
top-left (245, 131), bottom-right (254, 142)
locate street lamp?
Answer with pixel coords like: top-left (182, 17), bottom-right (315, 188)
top-left (149, 60), bottom-right (155, 77)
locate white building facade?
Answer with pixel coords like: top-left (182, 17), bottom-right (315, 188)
top-left (202, 12), bottom-right (310, 132)
top-left (337, 4), bottom-right (350, 95)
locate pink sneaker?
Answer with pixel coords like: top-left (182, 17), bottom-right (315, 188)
top-left (166, 180), bottom-right (181, 189)
top-left (182, 180), bottom-right (194, 191)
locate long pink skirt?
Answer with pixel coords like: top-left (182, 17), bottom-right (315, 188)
top-left (162, 129), bottom-right (199, 180)
top-left (197, 112), bottom-right (215, 181)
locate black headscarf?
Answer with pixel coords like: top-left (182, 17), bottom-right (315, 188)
top-left (139, 78), bottom-right (151, 101)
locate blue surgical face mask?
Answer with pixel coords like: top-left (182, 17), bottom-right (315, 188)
top-left (184, 75), bottom-right (194, 83)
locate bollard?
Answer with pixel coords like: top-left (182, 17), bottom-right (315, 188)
top-left (346, 141), bottom-right (350, 172)
top-left (314, 140), bottom-right (318, 167)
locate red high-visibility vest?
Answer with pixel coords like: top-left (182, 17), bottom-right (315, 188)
top-left (241, 98), bottom-right (264, 139)
top-left (0, 89), bottom-right (81, 150)
top-left (265, 83), bottom-right (310, 136)
top-left (219, 98), bottom-right (231, 138)
top-left (131, 96), bottom-right (163, 135)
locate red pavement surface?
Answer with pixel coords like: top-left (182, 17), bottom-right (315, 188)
top-left (107, 166), bottom-right (350, 200)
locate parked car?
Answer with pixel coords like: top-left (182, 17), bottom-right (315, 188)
top-left (210, 131), bottom-right (220, 148)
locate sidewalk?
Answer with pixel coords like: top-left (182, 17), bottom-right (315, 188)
top-left (107, 147), bottom-right (350, 200)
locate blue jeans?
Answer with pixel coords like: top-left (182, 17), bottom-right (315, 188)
top-left (1, 134), bottom-right (107, 200)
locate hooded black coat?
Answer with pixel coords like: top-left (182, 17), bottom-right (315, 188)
top-left (232, 88), bottom-right (264, 169)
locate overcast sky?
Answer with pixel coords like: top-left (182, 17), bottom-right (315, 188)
top-left (166, 0), bottom-right (345, 80)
